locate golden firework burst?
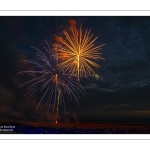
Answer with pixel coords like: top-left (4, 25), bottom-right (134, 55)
top-left (53, 26), bottom-right (105, 80)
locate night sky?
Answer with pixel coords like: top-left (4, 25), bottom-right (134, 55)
top-left (0, 16), bottom-right (150, 122)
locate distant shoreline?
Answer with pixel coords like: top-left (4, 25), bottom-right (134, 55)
top-left (0, 121), bottom-right (150, 134)
top-left (1, 121), bottom-right (150, 129)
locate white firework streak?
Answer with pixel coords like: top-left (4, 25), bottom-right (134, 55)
top-left (17, 41), bottom-right (86, 118)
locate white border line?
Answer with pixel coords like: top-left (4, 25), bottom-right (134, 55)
top-left (0, 10), bottom-right (150, 16)
top-left (0, 134), bottom-right (150, 140)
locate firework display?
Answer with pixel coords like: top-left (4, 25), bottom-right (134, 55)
top-left (53, 26), bottom-right (105, 80)
top-left (17, 41), bottom-right (86, 123)
top-left (17, 24), bottom-right (104, 122)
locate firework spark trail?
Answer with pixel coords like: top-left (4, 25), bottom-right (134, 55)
top-left (17, 41), bottom-right (86, 123)
top-left (53, 26), bottom-right (105, 80)
top-left (56, 89), bottom-right (60, 123)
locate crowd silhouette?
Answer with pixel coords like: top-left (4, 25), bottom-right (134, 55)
top-left (0, 122), bottom-right (150, 134)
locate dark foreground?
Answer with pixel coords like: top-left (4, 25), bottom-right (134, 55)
top-left (0, 121), bottom-right (150, 134)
